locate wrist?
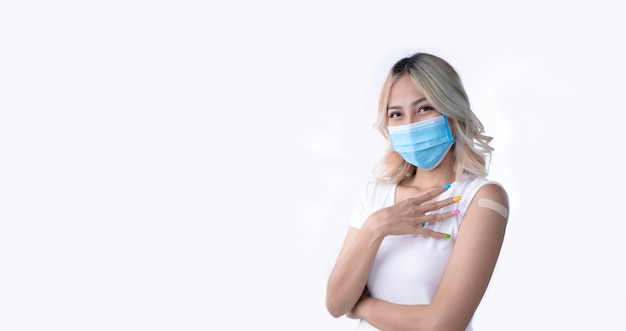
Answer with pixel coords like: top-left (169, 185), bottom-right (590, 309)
top-left (353, 295), bottom-right (374, 320)
top-left (361, 215), bottom-right (386, 243)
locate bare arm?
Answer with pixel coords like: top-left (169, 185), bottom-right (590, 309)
top-left (350, 184), bottom-right (509, 331)
top-left (325, 224), bottom-right (384, 318)
top-left (326, 186), bottom-right (457, 318)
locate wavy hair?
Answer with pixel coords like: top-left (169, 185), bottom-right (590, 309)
top-left (373, 53), bottom-right (494, 183)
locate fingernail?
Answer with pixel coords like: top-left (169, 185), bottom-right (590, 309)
top-left (442, 183), bottom-right (451, 190)
top-left (451, 209), bottom-right (460, 215)
top-left (443, 233), bottom-right (451, 238)
top-left (452, 196), bottom-right (461, 202)
top-left (422, 222), bottom-right (427, 228)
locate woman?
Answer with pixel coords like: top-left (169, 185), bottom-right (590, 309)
top-left (325, 53), bottom-right (509, 331)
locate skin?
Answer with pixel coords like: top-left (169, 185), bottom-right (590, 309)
top-left (325, 75), bottom-right (509, 331)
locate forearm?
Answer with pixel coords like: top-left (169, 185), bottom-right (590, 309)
top-left (352, 296), bottom-right (439, 331)
top-left (326, 224), bottom-right (384, 317)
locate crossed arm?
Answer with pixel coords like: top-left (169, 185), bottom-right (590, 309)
top-left (325, 184), bottom-right (508, 331)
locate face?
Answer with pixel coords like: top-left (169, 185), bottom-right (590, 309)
top-left (387, 74), bottom-right (442, 126)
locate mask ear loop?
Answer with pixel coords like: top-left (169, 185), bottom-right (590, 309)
top-left (445, 115), bottom-right (464, 180)
top-left (443, 115), bottom-right (456, 140)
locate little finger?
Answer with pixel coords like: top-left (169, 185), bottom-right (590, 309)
top-left (419, 228), bottom-right (452, 239)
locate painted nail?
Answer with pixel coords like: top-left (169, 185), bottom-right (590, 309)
top-left (442, 183), bottom-right (451, 190)
top-left (443, 233), bottom-right (451, 238)
top-left (422, 222), bottom-right (427, 228)
top-left (451, 209), bottom-right (460, 215)
top-left (452, 196), bottom-right (461, 202)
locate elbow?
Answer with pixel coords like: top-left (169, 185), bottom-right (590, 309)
top-left (325, 292), bottom-right (350, 318)
top-left (325, 297), bottom-right (346, 318)
top-left (326, 307), bottom-right (344, 319)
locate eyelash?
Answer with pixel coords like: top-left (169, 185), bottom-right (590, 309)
top-left (418, 106), bottom-right (435, 113)
top-left (388, 105), bottom-right (435, 118)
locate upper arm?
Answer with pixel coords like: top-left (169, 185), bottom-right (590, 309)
top-left (429, 183), bottom-right (509, 329)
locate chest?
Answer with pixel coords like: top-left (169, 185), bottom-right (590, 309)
top-left (394, 185), bottom-right (443, 205)
top-left (367, 234), bottom-right (455, 302)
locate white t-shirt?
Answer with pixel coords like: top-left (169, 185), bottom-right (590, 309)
top-left (349, 173), bottom-right (503, 331)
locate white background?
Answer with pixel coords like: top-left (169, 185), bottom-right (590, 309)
top-left (1, 1), bottom-right (624, 330)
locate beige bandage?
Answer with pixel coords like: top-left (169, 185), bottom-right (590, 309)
top-left (478, 198), bottom-right (508, 218)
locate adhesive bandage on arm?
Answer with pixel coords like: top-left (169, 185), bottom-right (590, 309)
top-left (478, 198), bottom-right (508, 218)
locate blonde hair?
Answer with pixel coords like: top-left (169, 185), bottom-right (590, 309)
top-left (373, 53), bottom-right (494, 183)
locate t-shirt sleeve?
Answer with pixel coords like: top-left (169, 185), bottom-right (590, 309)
top-left (348, 182), bottom-right (371, 229)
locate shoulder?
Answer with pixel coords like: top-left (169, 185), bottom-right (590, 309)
top-left (472, 176), bottom-right (509, 207)
top-left (360, 179), bottom-right (397, 198)
top-left (475, 182), bottom-right (508, 200)
top-left (355, 179), bottom-right (397, 211)
top-left (349, 180), bottom-right (397, 229)
top-left (467, 176), bottom-right (509, 221)
top-left (457, 174), bottom-right (507, 200)
top-left (456, 174), bottom-right (509, 220)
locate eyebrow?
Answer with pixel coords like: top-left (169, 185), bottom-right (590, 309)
top-left (387, 97), bottom-right (427, 111)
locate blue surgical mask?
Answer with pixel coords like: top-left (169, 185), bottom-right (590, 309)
top-left (387, 115), bottom-right (455, 170)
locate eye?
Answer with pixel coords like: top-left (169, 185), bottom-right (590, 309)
top-left (417, 105), bottom-right (435, 113)
top-left (388, 110), bottom-right (402, 118)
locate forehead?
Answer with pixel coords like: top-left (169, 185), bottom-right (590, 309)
top-left (389, 75), bottom-right (425, 103)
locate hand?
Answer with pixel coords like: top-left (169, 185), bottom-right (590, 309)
top-left (366, 186), bottom-right (459, 239)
